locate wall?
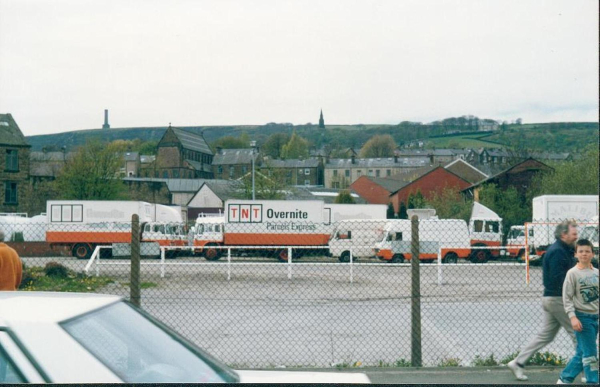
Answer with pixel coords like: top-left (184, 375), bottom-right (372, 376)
top-left (349, 176), bottom-right (392, 205)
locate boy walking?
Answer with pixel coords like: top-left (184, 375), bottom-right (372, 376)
top-left (558, 239), bottom-right (598, 384)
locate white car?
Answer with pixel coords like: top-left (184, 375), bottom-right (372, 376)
top-left (0, 292), bottom-right (370, 384)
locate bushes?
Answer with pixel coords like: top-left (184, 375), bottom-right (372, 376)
top-left (44, 262), bottom-right (69, 278)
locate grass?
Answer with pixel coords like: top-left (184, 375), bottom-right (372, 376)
top-left (438, 357), bottom-right (462, 367)
top-left (19, 265), bottom-right (114, 292)
top-left (427, 134), bottom-right (499, 148)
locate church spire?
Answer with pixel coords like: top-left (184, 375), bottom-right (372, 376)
top-left (318, 109), bottom-right (325, 129)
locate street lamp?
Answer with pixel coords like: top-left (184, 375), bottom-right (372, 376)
top-left (250, 141), bottom-right (257, 200)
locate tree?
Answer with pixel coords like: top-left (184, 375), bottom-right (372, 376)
top-left (281, 131), bottom-right (309, 159)
top-left (212, 135), bottom-right (249, 150)
top-left (359, 135), bottom-right (397, 158)
top-left (262, 133), bottom-right (291, 159)
top-left (426, 187), bottom-right (472, 222)
top-left (54, 140), bottom-right (126, 200)
top-left (529, 145), bottom-right (599, 197)
top-left (334, 190), bottom-right (355, 204)
top-left (387, 202), bottom-right (396, 219)
top-left (407, 190), bottom-right (427, 209)
top-left (478, 183), bottom-right (530, 238)
top-left (237, 169), bottom-right (286, 200)
top-left (18, 181), bottom-right (58, 216)
top-left (398, 201), bottom-right (408, 219)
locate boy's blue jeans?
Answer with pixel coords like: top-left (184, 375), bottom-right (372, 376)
top-left (560, 311), bottom-right (598, 384)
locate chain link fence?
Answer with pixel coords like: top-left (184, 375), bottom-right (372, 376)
top-left (3, 215), bottom-right (598, 367)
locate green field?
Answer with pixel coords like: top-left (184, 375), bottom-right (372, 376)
top-left (427, 134), bottom-right (501, 149)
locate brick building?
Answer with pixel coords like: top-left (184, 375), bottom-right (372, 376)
top-left (260, 158), bottom-right (324, 186)
top-left (0, 114), bottom-right (30, 212)
top-left (212, 148), bottom-right (259, 180)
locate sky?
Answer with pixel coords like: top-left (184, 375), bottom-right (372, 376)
top-left (0, 0), bottom-right (598, 136)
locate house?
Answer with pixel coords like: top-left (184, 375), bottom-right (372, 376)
top-left (211, 148), bottom-right (259, 180)
top-left (324, 155), bottom-right (431, 189)
top-left (123, 152), bottom-right (140, 177)
top-left (144, 125), bottom-right (213, 179)
top-left (388, 166), bottom-right (472, 214)
top-left (443, 159), bottom-right (488, 184)
top-left (29, 150), bottom-right (74, 183)
top-left (186, 180), bottom-right (244, 219)
top-left (260, 158), bottom-right (324, 186)
top-left (123, 177), bottom-right (205, 209)
top-left (0, 114), bottom-right (31, 212)
top-left (462, 158), bottom-right (554, 200)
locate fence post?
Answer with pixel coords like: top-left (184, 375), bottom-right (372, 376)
top-left (350, 247), bottom-right (354, 283)
top-left (410, 215), bottom-right (422, 367)
top-left (227, 248), bottom-right (231, 281)
top-left (130, 214), bottom-right (141, 307)
top-left (288, 247), bottom-right (292, 280)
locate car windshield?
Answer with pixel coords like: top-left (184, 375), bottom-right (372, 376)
top-left (61, 301), bottom-right (238, 383)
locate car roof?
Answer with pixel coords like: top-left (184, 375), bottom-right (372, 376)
top-left (0, 292), bottom-right (122, 326)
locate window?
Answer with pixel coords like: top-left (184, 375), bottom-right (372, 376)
top-left (4, 182), bottom-right (17, 204)
top-left (376, 170), bottom-right (380, 177)
top-left (345, 170), bottom-right (350, 177)
top-left (0, 341), bottom-right (26, 383)
top-left (474, 220), bottom-right (484, 232)
top-left (304, 180), bottom-right (310, 186)
top-left (357, 170), bottom-right (362, 176)
top-left (386, 169), bottom-right (391, 177)
top-left (242, 166), bottom-right (247, 174)
top-left (336, 230), bottom-right (352, 240)
top-left (486, 221), bottom-right (500, 233)
top-left (387, 232), bottom-right (403, 241)
top-left (229, 166), bottom-right (234, 177)
top-left (162, 171), bottom-right (169, 178)
top-left (333, 170), bottom-right (338, 177)
top-left (304, 169), bottom-right (310, 175)
top-left (298, 169), bottom-right (302, 174)
top-left (5, 149), bottom-right (18, 171)
top-left (173, 170), bottom-right (180, 178)
top-left (218, 166), bottom-right (223, 174)
top-left (332, 182), bottom-right (340, 189)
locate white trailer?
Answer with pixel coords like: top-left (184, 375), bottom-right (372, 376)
top-left (468, 202), bottom-right (503, 262)
top-left (0, 214), bottom-right (47, 242)
top-left (46, 200), bottom-right (184, 259)
top-left (531, 195), bottom-right (599, 255)
top-left (329, 219), bottom-right (388, 262)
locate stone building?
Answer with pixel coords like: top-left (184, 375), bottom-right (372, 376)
top-left (144, 125), bottom-right (213, 179)
top-left (260, 158), bottom-right (324, 186)
top-left (211, 148), bottom-right (259, 180)
top-left (0, 114), bottom-right (30, 213)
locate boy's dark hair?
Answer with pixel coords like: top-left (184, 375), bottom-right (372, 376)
top-left (576, 239), bottom-right (594, 250)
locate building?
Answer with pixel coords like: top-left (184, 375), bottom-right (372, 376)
top-left (123, 152), bottom-right (140, 177)
top-left (443, 159), bottom-right (488, 184)
top-left (212, 148), bottom-right (259, 180)
top-left (29, 150), bottom-right (74, 183)
top-left (462, 158), bottom-right (553, 200)
top-left (186, 180), bottom-right (244, 219)
top-left (260, 158), bottom-right (324, 186)
top-left (0, 114), bottom-right (31, 212)
top-left (324, 155), bottom-right (430, 189)
top-left (145, 125), bottom-right (213, 179)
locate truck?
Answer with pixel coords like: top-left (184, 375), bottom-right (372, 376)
top-left (530, 195), bottom-right (599, 259)
top-left (193, 201), bottom-right (388, 261)
top-left (505, 225), bottom-right (534, 260)
top-left (468, 202), bottom-right (503, 263)
top-left (46, 200), bottom-right (184, 259)
top-left (374, 218), bottom-right (472, 263)
top-left (0, 213), bottom-right (47, 242)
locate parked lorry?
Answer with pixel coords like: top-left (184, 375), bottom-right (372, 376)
top-left (505, 225), bottom-right (534, 260)
top-left (467, 202), bottom-right (503, 263)
top-left (0, 213), bottom-right (47, 242)
top-left (530, 195), bottom-right (599, 259)
top-left (193, 201), bottom-right (388, 261)
top-left (328, 219), bottom-right (388, 262)
top-left (374, 218), bottom-right (472, 263)
top-left (46, 200), bottom-right (184, 259)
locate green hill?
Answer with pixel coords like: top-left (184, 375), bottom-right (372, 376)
top-left (25, 121), bottom-right (599, 154)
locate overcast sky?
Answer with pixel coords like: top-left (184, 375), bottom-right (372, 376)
top-left (1, 0), bottom-right (598, 136)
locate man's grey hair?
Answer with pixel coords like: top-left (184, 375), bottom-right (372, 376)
top-left (554, 220), bottom-right (577, 240)
top-left (0, 230), bottom-right (4, 242)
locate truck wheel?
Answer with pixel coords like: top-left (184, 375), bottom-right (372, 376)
top-left (443, 253), bottom-right (458, 264)
top-left (204, 244), bottom-right (222, 261)
top-left (73, 243), bottom-right (93, 260)
top-left (391, 254), bottom-right (404, 263)
top-left (470, 248), bottom-right (490, 263)
top-left (339, 251), bottom-right (353, 263)
top-left (516, 249), bottom-right (525, 262)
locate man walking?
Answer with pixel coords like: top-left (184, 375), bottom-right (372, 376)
top-left (508, 220), bottom-right (578, 381)
top-left (0, 230), bottom-right (22, 290)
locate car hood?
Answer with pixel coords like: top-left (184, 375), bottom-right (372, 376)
top-left (236, 369), bottom-right (370, 384)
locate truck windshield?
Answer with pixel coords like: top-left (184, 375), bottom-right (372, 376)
top-left (509, 229), bottom-right (524, 239)
top-left (61, 301), bottom-right (238, 383)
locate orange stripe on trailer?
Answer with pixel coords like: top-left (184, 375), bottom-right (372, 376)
top-left (376, 249), bottom-right (394, 260)
top-left (46, 231), bottom-right (131, 243)
top-left (224, 233), bottom-right (330, 246)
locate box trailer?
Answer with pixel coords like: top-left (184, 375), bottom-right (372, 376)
top-left (374, 219), bottom-right (471, 263)
top-left (531, 195), bottom-right (599, 256)
top-left (46, 200), bottom-right (184, 259)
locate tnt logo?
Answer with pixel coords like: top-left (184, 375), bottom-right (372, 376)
top-left (229, 204), bottom-right (262, 223)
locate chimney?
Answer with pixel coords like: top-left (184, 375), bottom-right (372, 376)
top-left (351, 154), bottom-right (356, 164)
top-left (102, 109), bottom-right (110, 129)
top-left (394, 155), bottom-right (398, 163)
top-left (216, 146), bottom-right (222, 154)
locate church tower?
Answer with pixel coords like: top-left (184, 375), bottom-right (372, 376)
top-left (318, 109), bottom-right (325, 128)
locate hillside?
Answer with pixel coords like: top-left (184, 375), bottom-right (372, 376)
top-left (25, 122), bottom-right (599, 153)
